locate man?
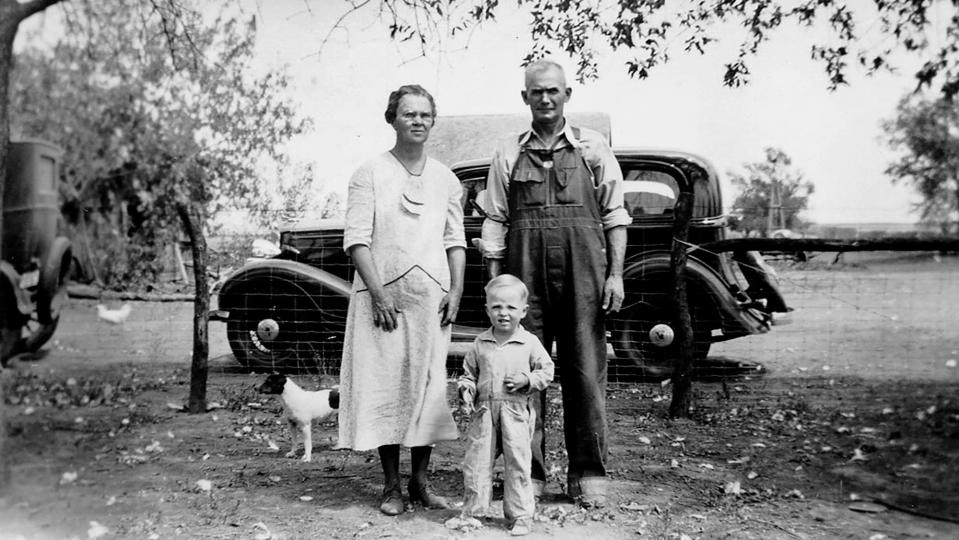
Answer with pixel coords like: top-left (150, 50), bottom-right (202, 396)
top-left (479, 59), bottom-right (630, 508)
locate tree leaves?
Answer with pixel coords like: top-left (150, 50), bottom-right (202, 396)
top-left (367, 0), bottom-right (959, 97)
top-left (882, 95), bottom-right (959, 233)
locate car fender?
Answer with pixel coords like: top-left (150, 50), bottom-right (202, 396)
top-left (0, 261), bottom-right (33, 318)
top-left (216, 258), bottom-right (351, 317)
top-left (621, 251), bottom-right (768, 337)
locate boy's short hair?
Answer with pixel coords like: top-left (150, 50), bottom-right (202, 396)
top-left (484, 273), bottom-right (529, 302)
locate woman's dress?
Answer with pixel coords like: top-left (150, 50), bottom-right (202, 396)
top-left (337, 152), bottom-right (466, 451)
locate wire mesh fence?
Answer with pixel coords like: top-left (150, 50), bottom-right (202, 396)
top-left (47, 225), bottom-right (959, 390)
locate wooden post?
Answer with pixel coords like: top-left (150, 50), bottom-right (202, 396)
top-left (176, 201), bottom-right (210, 414)
top-left (669, 190), bottom-right (696, 418)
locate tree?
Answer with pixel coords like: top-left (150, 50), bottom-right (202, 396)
top-left (728, 148), bottom-right (815, 237)
top-left (883, 95), bottom-right (959, 234)
top-left (10, 3), bottom-right (310, 287)
top-left (354, 0), bottom-right (959, 99)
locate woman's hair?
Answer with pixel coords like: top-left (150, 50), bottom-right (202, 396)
top-left (384, 84), bottom-right (437, 124)
top-left (484, 273), bottom-right (529, 302)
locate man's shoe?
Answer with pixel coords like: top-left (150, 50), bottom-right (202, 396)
top-left (407, 479), bottom-right (451, 509)
top-left (509, 519), bottom-right (531, 536)
top-left (379, 487), bottom-right (404, 516)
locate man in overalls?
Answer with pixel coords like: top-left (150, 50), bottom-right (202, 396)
top-left (480, 60), bottom-right (630, 508)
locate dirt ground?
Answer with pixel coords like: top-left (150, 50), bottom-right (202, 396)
top-left (2, 253), bottom-right (958, 539)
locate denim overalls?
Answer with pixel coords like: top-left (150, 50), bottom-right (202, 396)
top-left (505, 130), bottom-right (609, 498)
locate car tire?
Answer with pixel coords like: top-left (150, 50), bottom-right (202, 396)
top-left (224, 280), bottom-right (343, 373)
top-left (37, 237), bottom-right (72, 325)
top-left (609, 280), bottom-right (712, 379)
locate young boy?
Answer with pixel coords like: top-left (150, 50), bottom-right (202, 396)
top-left (458, 274), bottom-right (555, 536)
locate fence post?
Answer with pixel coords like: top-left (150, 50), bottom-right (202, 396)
top-left (669, 190), bottom-right (696, 418)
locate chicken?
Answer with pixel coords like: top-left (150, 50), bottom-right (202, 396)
top-left (96, 303), bottom-right (132, 324)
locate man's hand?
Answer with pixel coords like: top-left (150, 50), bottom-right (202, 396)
top-left (459, 400), bottom-right (475, 415)
top-left (504, 372), bottom-right (530, 393)
top-left (371, 291), bottom-right (401, 331)
top-left (602, 274), bottom-right (625, 314)
top-left (438, 292), bottom-right (461, 326)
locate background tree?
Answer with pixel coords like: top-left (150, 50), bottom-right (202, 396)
top-left (10, 2), bottom-right (310, 288)
top-left (728, 148), bottom-right (815, 237)
top-left (883, 95), bottom-right (959, 234)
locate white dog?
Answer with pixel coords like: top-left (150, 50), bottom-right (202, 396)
top-left (258, 374), bottom-right (338, 462)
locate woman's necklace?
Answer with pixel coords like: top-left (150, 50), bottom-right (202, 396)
top-left (390, 150), bottom-right (425, 177)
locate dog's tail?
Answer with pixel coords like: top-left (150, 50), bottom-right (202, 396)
top-left (328, 388), bottom-right (340, 410)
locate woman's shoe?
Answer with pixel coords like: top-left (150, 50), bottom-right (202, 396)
top-left (407, 479), bottom-right (450, 509)
top-left (379, 487), bottom-right (404, 516)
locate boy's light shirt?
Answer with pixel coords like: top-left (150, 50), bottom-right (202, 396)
top-left (458, 325), bottom-right (555, 404)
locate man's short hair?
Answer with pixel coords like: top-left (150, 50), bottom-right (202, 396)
top-left (485, 273), bottom-right (529, 302)
top-left (384, 84), bottom-right (436, 124)
top-left (524, 59), bottom-right (567, 86)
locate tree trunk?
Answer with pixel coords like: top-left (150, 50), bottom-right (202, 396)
top-left (668, 191), bottom-right (696, 418)
top-left (176, 201), bottom-right (210, 414)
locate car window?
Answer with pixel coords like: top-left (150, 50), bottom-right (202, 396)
top-left (459, 175), bottom-right (487, 217)
top-left (622, 170), bottom-right (679, 217)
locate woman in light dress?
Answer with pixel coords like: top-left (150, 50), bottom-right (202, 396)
top-left (337, 85), bottom-right (465, 516)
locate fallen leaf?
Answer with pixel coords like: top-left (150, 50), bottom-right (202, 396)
top-left (105, 496), bottom-right (116, 506)
top-left (60, 471), bottom-right (78, 485)
top-left (299, 495), bottom-right (314, 501)
top-left (87, 521), bottom-right (109, 539)
top-left (638, 436), bottom-right (651, 445)
top-left (946, 359), bottom-right (957, 368)
top-left (848, 502), bottom-right (886, 514)
top-left (269, 475), bottom-right (281, 483)
top-left (785, 489), bottom-right (804, 499)
top-left (166, 402), bottom-right (185, 411)
top-left (252, 521), bottom-right (272, 540)
top-left (699, 463), bottom-right (714, 470)
top-left (724, 481), bottom-right (742, 495)
top-left (195, 479), bottom-right (213, 492)
top-left (267, 440), bottom-right (280, 451)
top-left (850, 448), bottom-right (868, 462)
top-left (23, 407), bottom-right (35, 415)
top-left (727, 457), bottom-right (750, 465)
top-left (670, 459), bottom-right (679, 468)
top-left (746, 471), bottom-right (758, 480)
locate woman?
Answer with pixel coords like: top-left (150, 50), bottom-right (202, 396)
top-left (337, 84), bottom-right (466, 516)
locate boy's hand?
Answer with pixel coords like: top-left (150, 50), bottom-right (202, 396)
top-left (504, 372), bottom-right (529, 393)
top-left (459, 400), bottom-right (474, 415)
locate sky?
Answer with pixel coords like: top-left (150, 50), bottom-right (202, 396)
top-left (21, 1), bottom-right (948, 226)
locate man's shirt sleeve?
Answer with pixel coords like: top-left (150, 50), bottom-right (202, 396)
top-left (479, 138), bottom-right (512, 259)
top-left (580, 131), bottom-right (632, 230)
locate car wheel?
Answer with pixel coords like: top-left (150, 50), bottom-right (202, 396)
top-left (609, 280), bottom-right (711, 379)
top-left (225, 281), bottom-right (343, 373)
top-left (37, 237), bottom-right (72, 324)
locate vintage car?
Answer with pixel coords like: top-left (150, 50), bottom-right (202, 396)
top-left (1, 139), bottom-right (73, 366)
top-left (211, 143), bottom-right (789, 377)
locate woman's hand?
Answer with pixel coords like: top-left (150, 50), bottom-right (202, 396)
top-left (438, 290), bottom-right (461, 326)
top-left (371, 290), bottom-right (401, 331)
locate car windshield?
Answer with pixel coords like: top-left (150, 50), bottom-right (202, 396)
top-left (623, 170), bottom-right (679, 217)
